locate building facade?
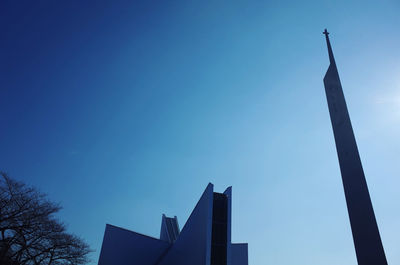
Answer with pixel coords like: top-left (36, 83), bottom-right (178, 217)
top-left (98, 183), bottom-right (248, 265)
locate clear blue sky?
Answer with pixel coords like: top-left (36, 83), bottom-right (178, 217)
top-left (1, 1), bottom-right (399, 264)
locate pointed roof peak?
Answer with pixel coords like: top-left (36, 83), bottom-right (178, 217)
top-left (323, 28), bottom-right (336, 65)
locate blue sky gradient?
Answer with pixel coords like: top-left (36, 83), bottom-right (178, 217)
top-left (1, 1), bottom-right (400, 264)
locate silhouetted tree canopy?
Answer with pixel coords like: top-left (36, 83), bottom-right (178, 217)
top-left (0, 172), bottom-right (91, 265)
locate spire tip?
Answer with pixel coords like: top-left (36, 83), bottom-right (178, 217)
top-left (323, 28), bottom-right (335, 64)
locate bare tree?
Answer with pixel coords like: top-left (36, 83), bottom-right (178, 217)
top-left (0, 172), bottom-right (91, 265)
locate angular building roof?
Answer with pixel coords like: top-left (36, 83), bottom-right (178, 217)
top-left (98, 183), bottom-right (248, 265)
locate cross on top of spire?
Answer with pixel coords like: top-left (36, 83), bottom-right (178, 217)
top-left (323, 28), bottom-right (335, 65)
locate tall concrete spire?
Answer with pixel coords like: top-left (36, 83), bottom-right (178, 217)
top-left (323, 29), bottom-right (388, 265)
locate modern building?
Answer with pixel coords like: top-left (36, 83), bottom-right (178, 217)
top-left (323, 29), bottom-right (387, 265)
top-left (98, 183), bottom-right (248, 265)
top-left (98, 30), bottom-right (388, 265)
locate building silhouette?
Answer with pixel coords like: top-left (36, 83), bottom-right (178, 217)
top-left (97, 30), bottom-right (388, 265)
top-left (98, 183), bottom-right (248, 265)
top-left (323, 29), bottom-right (387, 265)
